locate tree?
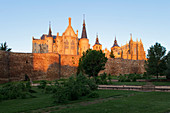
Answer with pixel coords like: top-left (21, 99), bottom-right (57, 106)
top-left (0, 42), bottom-right (11, 51)
top-left (110, 50), bottom-right (115, 58)
top-left (165, 52), bottom-right (170, 79)
top-left (78, 49), bottom-right (108, 79)
top-left (145, 42), bottom-right (166, 79)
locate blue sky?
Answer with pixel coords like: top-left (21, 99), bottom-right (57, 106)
top-left (0, 0), bottom-right (170, 54)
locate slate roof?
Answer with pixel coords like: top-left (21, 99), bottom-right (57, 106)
top-left (81, 20), bottom-right (87, 38)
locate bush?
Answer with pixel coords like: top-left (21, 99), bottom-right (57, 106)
top-left (38, 80), bottom-right (47, 89)
top-left (87, 78), bottom-right (98, 91)
top-left (53, 73), bottom-right (98, 104)
top-left (53, 86), bottom-right (68, 103)
top-left (118, 74), bottom-right (126, 82)
top-left (100, 72), bottom-right (108, 85)
top-left (143, 72), bottom-right (152, 79)
top-left (0, 82), bottom-right (34, 101)
top-left (118, 74), bottom-right (138, 82)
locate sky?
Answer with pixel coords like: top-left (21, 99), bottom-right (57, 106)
top-left (0, 0), bottom-right (170, 55)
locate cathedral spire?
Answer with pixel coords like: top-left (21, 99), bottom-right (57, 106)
top-left (95, 33), bottom-right (99, 44)
top-left (48, 21), bottom-right (52, 37)
top-left (130, 33), bottom-right (132, 41)
top-left (81, 14), bottom-right (87, 38)
top-left (112, 36), bottom-right (119, 47)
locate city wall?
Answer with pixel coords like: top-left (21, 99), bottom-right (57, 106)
top-left (0, 50), bottom-right (145, 83)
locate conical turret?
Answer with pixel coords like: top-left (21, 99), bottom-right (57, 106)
top-left (112, 36), bottom-right (119, 47)
top-left (81, 15), bottom-right (87, 38)
top-left (95, 34), bottom-right (100, 44)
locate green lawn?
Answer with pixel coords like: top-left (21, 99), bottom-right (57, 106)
top-left (0, 88), bottom-right (134, 113)
top-left (53, 91), bottom-right (170, 113)
top-left (0, 87), bottom-right (170, 113)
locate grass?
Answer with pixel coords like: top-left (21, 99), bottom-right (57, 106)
top-left (1, 87), bottom-right (170, 113)
top-left (0, 87), bottom-right (134, 113)
top-left (0, 87), bottom-right (55, 113)
top-left (52, 91), bottom-right (170, 113)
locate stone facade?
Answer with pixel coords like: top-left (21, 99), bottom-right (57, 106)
top-left (32, 17), bottom-right (90, 56)
top-left (0, 50), bottom-right (145, 84)
top-left (32, 17), bottom-right (146, 60)
top-left (111, 34), bottom-right (146, 60)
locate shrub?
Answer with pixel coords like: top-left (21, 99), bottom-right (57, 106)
top-left (118, 74), bottom-right (138, 82)
top-left (87, 78), bottom-right (98, 91)
top-left (38, 80), bottom-right (47, 89)
top-left (53, 86), bottom-right (68, 103)
top-left (0, 82), bottom-right (34, 101)
top-left (143, 72), bottom-right (152, 79)
top-left (53, 73), bottom-right (98, 104)
top-left (118, 74), bottom-right (126, 82)
top-left (100, 72), bottom-right (108, 85)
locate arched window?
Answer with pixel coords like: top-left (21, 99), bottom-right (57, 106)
top-left (134, 48), bottom-right (136, 54)
top-left (71, 40), bottom-right (74, 45)
top-left (65, 40), bottom-right (69, 49)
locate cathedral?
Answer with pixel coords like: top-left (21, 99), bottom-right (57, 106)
top-left (32, 17), bottom-right (90, 55)
top-left (32, 17), bottom-right (146, 60)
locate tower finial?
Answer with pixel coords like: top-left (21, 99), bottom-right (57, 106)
top-left (83, 14), bottom-right (85, 23)
top-left (69, 17), bottom-right (71, 26)
top-left (49, 21), bottom-right (51, 28)
top-left (95, 34), bottom-right (99, 44)
top-left (48, 21), bottom-right (52, 37)
top-left (83, 14), bottom-right (85, 26)
top-left (81, 15), bottom-right (87, 38)
top-left (140, 38), bottom-right (142, 43)
top-left (130, 33), bottom-right (132, 40)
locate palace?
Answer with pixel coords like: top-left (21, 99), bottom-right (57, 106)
top-left (32, 17), bottom-right (146, 60)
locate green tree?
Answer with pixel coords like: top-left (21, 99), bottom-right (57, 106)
top-left (0, 42), bottom-right (11, 51)
top-left (145, 42), bottom-right (166, 79)
top-left (78, 49), bottom-right (108, 79)
top-left (165, 52), bottom-right (170, 79)
top-left (110, 50), bottom-right (115, 58)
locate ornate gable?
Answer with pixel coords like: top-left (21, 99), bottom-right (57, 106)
top-left (63, 17), bottom-right (77, 37)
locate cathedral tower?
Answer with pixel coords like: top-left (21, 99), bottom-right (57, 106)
top-left (79, 15), bottom-right (90, 56)
top-left (111, 37), bottom-right (121, 58)
top-left (93, 34), bottom-right (102, 51)
top-left (46, 22), bottom-right (53, 53)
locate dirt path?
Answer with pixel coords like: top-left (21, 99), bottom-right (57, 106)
top-left (28, 93), bottom-right (135, 113)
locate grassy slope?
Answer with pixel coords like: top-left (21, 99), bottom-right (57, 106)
top-left (55, 91), bottom-right (170, 113)
top-left (0, 88), bottom-right (134, 113)
top-left (0, 87), bottom-right (54, 113)
top-left (0, 88), bottom-right (170, 113)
